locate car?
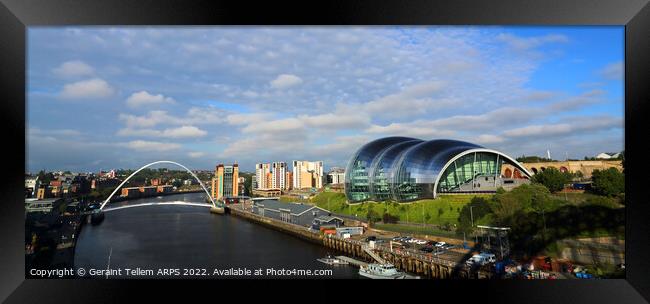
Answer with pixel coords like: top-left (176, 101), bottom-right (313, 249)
top-left (435, 242), bottom-right (446, 247)
top-left (420, 247), bottom-right (434, 253)
top-left (415, 239), bottom-right (427, 245)
top-left (442, 244), bottom-right (456, 250)
top-left (426, 241), bottom-right (437, 246)
top-left (365, 236), bottom-right (377, 242)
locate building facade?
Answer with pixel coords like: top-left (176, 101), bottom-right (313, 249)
top-left (518, 160), bottom-right (623, 178)
top-left (255, 163), bottom-right (271, 190)
top-left (327, 170), bottom-right (345, 185)
top-left (344, 137), bottom-right (531, 203)
top-left (271, 162), bottom-right (287, 190)
top-left (292, 160), bottom-right (324, 189)
top-left (252, 199), bottom-right (333, 227)
top-left (285, 171), bottom-right (293, 190)
top-left (25, 175), bottom-right (40, 198)
top-left (211, 164), bottom-right (239, 201)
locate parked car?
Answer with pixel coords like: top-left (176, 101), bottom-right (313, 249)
top-left (420, 247), bottom-right (434, 253)
top-left (365, 236), bottom-right (377, 242)
top-left (442, 244), bottom-right (455, 250)
top-left (435, 242), bottom-right (446, 247)
top-left (415, 239), bottom-right (427, 245)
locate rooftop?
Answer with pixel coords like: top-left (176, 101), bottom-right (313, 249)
top-left (255, 200), bottom-right (330, 215)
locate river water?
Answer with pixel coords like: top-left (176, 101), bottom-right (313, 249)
top-left (74, 192), bottom-right (361, 279)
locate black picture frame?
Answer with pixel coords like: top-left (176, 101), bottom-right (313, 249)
top-left (1, 0), bottom-right (648, 303)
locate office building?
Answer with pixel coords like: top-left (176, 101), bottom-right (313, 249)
top-left (211, 164), bottom-right (239, 201)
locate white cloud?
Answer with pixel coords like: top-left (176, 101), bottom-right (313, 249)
top-left (241, 117), bottom-right (303, 134)
top-left (52, 60), bottom-right (95, 77)
top-left (161, 125), bottom-right (207, 138)
top-left (358, 81), bottom-right (448, 117)
top-left (226, 113), bottom-right (273, 125)
top-left (270, 74), bottom-right (303, 89)
top-left (502, 116), bottom-right (622, 138)
top-left (546, 89), bottom-right (605, 112)
top-left (117, 125), bottom-right (207, 138)
top-left (119, 107), bottom-right (225, 128)
top-left (119, 111), bottom-right (175, 128)
top-left (59, 78), bottom-right (114, 99)
top-left (122, 140), bottom-right (181, 151)
top-left (298, 112), bottom-right (370, 129)
top-left (188, 151), bottom-right (206, 158)
top-left (125, 91), bottom-right (175, 108)
top-left (475, 134), bottom-right (506, 144)
top-left (29, 128), bottom-right (82, 137)
top-left (598, 61), bottom-right (623, 80)
top-left (497, 33), bottom-right (569, 51)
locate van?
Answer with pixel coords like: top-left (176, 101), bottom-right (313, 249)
top-left (479, 253), bottom-right (496, 264)
top-left (466, 253), bottom-right (496, 266)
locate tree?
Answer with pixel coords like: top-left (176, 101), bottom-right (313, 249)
top-left (366, 204), bottom-right (381, 223)
top-left (457, 196), bottom-right (491, 234)
top-left (574, 170), bottom-right (584, 181)
top-left (591, 168), bottom-right (625, 197)
top-left (517, 155), bottom-right (554, 163)
top-left (531, 167), bottom-right (571, 193)
top-left (383, 212), bottom-right (399, 224)
top-left (172, 180), bottom-right (183, 188)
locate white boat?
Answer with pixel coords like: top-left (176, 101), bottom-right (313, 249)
top-left (359, 263), bottom-right (416, 279)
top-left (317, 255), bottom-right (350, 266)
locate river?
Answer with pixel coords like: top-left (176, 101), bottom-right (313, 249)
top-left (74, 192), bottom-right (361, 279)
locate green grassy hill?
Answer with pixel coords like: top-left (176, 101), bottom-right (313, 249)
top-left (309, 191), bottom-right (489, 226)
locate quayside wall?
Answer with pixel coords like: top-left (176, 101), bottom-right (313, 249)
top-left (228, 207), bottom-right (492, 279)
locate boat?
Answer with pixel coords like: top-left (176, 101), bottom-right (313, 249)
top-left (317, 255), bottom-right (350, 266)
top-left (359, 263), bottom-right (418, 279)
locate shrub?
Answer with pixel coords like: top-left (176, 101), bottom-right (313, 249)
top-left (591, 168), bottom-right (625, 197)
top-left (457, 196), bottom-right (491, 234)
top-left (531, 167), bottom-right (572, 193)
top-left (584, 196), bottom-right (620, 209)
top-left (382, 213), bottom-right (399, 224)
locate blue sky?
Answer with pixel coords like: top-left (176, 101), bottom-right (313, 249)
top-left (26, 26), bottom-right (624, 173)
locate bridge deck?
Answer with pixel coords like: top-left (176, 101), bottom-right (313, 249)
top-left (103, 201), bottom-right (213, 212)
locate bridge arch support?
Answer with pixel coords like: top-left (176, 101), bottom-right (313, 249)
top-left (99, 160), bottom-right (216, 210)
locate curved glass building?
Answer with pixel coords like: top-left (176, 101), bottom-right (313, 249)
top-left (344, 137), bottom-right (532, 202)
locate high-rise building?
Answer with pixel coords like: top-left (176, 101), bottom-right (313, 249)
top-left (255, 163), bottom-right (271, 190)
top-left (211, 163), bottom-right (239, 200)
top-left (271, 162), bottom-right (287, 190)
top-left (285, 171), bottom-right (293, 190)
top-left (266, 172), bottom-right (273, 189)
top-left (292, 160), bottom-right (324, 189)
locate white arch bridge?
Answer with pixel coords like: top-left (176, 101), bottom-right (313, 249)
top-left (99, 160), bottom-right (219, 211)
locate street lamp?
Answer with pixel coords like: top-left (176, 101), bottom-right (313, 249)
top-left (470, 206), bottom-right (477, 244)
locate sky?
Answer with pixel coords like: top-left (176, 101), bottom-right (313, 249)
top-left (26, 26), bottom-right (624, 173)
